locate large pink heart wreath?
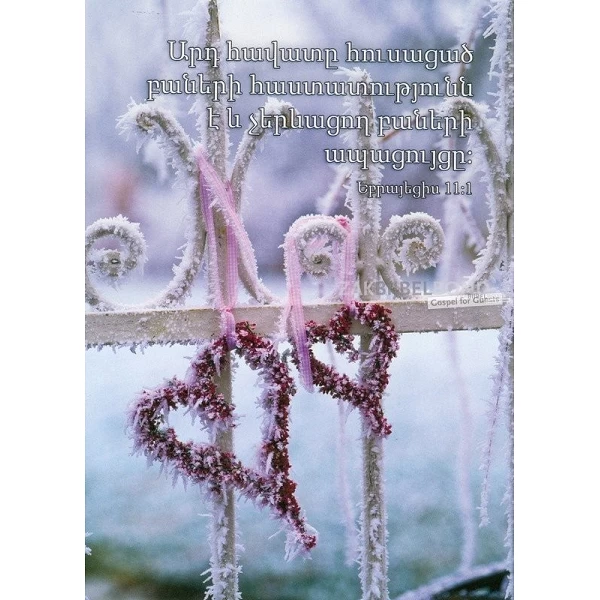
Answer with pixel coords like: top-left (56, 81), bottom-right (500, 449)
top-left (291, 302), bottom-right (399, 437)
top-left (128, 321), bottom-right (317, 557)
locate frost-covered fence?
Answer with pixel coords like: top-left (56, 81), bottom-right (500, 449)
top-left (85, 1), bottom-right (514, 599)
top-left (85, 300), bottom-right (504, 348)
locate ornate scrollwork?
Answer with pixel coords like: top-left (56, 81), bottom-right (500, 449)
top-left (287, 215), bottom-right (349, 279)
top-left (440, 97), bottom-right (512, 294)
top-left (86, 90), bottom-right (303, 311)
top-left (85, 216), bottom-right (148, 311)
top-left (85, 104), bottom-right (207, 311)
top-left (378, 212), bottom-right (445, 298)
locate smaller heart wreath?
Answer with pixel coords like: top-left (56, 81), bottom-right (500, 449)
top-left (128, 321), bottom-right (317, 558)
top-left (291, 302), bottom-right (399, 437)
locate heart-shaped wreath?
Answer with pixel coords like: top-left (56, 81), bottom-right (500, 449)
top-left (128, 321), bottom-right (317, 557)
top-left (291, 302), bottom-right (399, 437)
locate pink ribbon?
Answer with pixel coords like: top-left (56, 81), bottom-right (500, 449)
top-left (336, 216), bottom-right (357, 309)
top-left (283, 230), bottom-right (314, 391)
top-left (196, 149), bottom-right (243, 348)
top-left (283, 216), bottom-right (357, 392)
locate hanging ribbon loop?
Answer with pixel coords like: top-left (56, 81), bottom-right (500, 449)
top-left (282, 215), bottom-right (357, 391)
top-left (196, 148), bottom-right (242, 348)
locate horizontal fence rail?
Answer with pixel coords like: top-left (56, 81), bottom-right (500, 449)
top-left (85, 297), bottom-right (506, 348)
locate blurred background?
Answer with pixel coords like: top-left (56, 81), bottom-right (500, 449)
top-left (86, 1), bottom-right (509, 598)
